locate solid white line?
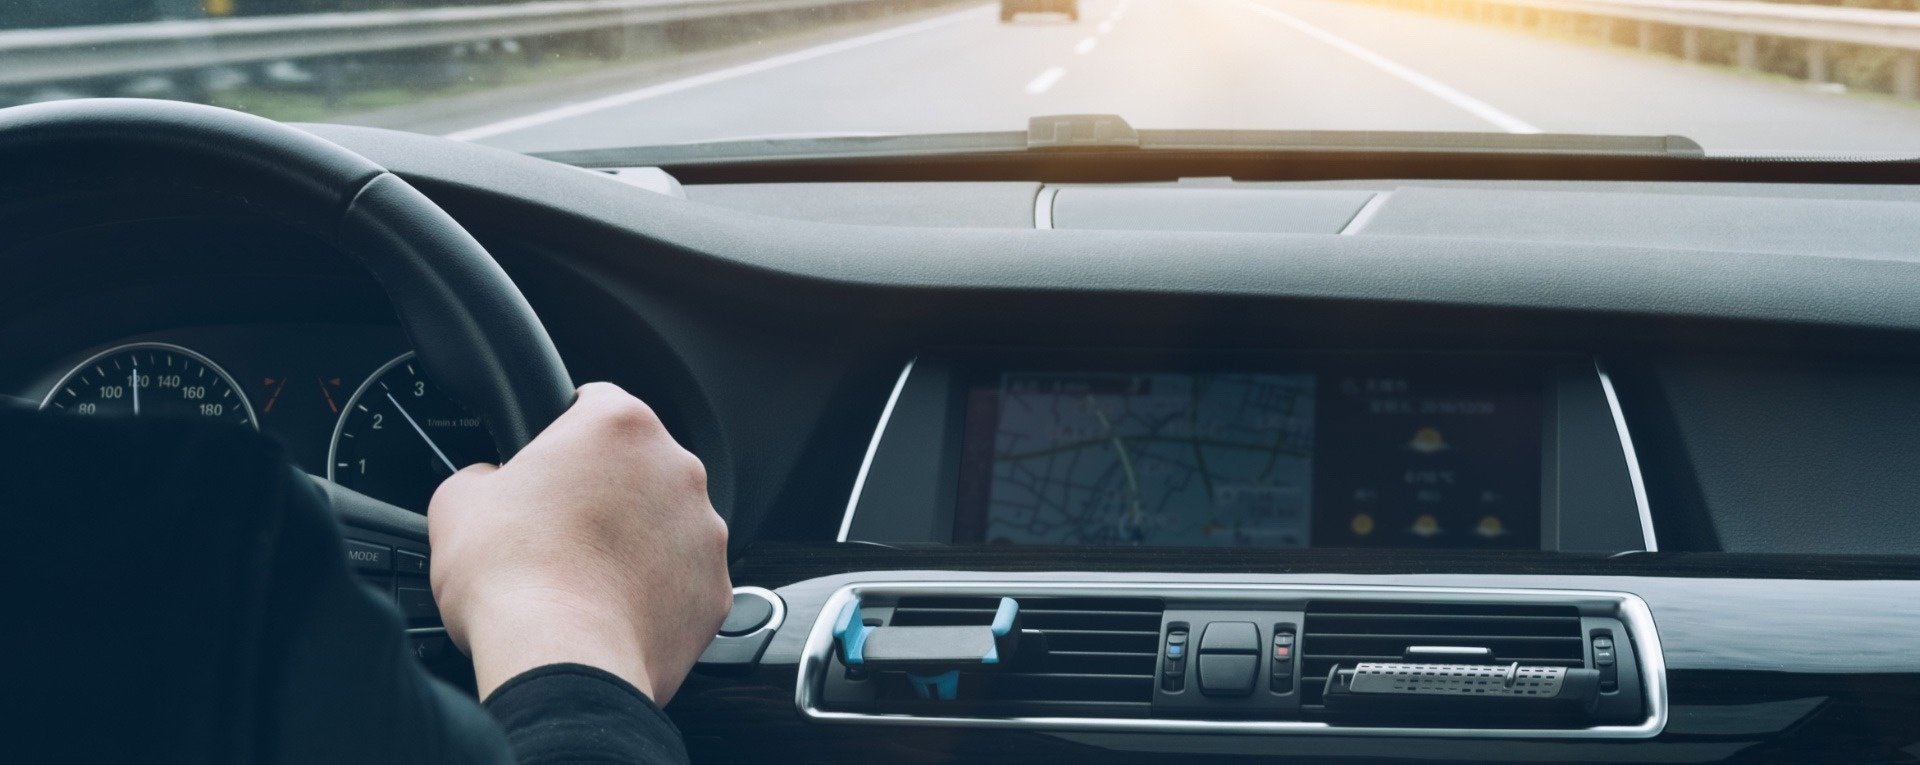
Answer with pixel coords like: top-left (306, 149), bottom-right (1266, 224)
top-left (1025, 65), bottom-right (1067, 94)
top-left (445, 3), bottom-right (993, 142)
top-left (1075, 36), bottom-right (1098, 54)
top-left (1237, 0), bottom-right (1540, 134)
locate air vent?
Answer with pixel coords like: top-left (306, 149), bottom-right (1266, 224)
top-left (872, 596), bottom-right (1164, 718)
top-left (1300, 601), bottom-right (1585, 708)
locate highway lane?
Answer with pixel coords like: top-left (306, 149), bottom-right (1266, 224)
top-left (424, 0), bottom-right (1920, 156)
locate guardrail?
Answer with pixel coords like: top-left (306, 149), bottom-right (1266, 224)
top-left (0, 0), bottom-right (942, 90)
top-left (1364, 0), bottom-right (1920, 97)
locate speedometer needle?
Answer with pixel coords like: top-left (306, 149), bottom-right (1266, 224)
top-left (130, 361), bottom-right (140, 416)
top-left (385, 391), bottom-right (458, 474)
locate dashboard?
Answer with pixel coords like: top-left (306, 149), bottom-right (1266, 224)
top-left (7, 121), bottom-right (1920, 763)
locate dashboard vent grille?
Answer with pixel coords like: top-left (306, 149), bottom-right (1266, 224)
top-left (1300, 601), bottom-right (1585, 707)
top-left (875, 596), bottom-right (1164, 718)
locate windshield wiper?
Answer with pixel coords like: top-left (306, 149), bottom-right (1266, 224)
top-left (530, 113), bottom-right (1704, 167)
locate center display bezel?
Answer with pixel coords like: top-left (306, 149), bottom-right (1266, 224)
top-left (839, 349), bottom-right (1652, 554)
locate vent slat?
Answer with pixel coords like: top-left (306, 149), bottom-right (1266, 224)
top-left (1300, 601), bottom-right (1587, 708)
top-left (1308, 633), bottom-right (1582, 642)
top-left (1033, 628), bottom-right (1159, 636)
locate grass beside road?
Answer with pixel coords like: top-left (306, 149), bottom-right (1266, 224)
top-left (207, 58), bottom-right (610, 123)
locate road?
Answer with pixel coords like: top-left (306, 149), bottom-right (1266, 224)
top-left (377, 0), bottom-right (1920, 156)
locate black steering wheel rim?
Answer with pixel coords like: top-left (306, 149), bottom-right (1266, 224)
top-left (0, 98), bottom-right (574, 469)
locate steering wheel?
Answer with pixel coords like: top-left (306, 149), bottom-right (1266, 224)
top-left (0, 99), bottom-right (575, 531)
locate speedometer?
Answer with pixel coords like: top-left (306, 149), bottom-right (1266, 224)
top-left (328, 352), bottom-right (496, 513)
top-left (40, 342), bottom-right (256, 428)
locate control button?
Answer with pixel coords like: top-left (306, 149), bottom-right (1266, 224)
top-left (1593, 635), bottom-right (1620, 692)
top-left (345, 539), bottom-right (391, 573)
top-left (1270, 625), bottom-right (1297, 694)
top-left (1162, 656), bottom-right (1187, 692)
top-left (396, 586), bottom-right (439, 624)
top-left (394, 549), bottom-right (429, 577)
top-left (719, 591), bottom-right (777, 636)
top-left (1198, 622), bottom-right (1260, 654)
top-left (1197, 653), bottom-right (1259, 696)
top-left (1161, 627), bottom-right (1189, 693)
top-left (409, 633), bottom-right (453, 663)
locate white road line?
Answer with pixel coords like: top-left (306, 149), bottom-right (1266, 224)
top-left (1237, 0), bottom-right (1540, 134)
top-left (1025, 66), bottom-right (1067, 94)
top-left (1075, 36), bottom-right (1098, 54)
top-left (1097, 19), bottom-right (1114, 33)
top-left (445, 3), bottom-right (993, 142)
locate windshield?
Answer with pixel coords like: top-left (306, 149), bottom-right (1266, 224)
top-left (7, 0), bottom-right (1920, 158)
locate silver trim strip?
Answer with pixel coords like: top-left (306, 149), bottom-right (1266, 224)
top-left (1033, 185), bottom-right (1059, 229)
top-left (1595, 360), bottom-right (1658, 552)
top-left (835, 358), bottom-right (918, 543)
top-left (1338, 190), bottom-right (1392, 235)
top-left (796, 581), bottom-right (1667, 739)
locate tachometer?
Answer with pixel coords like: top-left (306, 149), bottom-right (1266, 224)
top-left (328, 352), bottom-right (496, 513)
top-left (40, 342), bottom-right (256, 428)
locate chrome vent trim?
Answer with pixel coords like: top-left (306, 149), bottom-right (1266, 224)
top-left (797, 582), bottom-right (1666, 739)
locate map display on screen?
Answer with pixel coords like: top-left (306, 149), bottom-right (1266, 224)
top-left (967, 372), bottom-right (1318, 547)
top-left (953, 367), bottom-right (1543, 550)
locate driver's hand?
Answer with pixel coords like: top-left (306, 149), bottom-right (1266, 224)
top-left (427, 382), bottom-right (731, 703)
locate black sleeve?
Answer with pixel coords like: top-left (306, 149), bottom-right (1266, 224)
top-left (484, 663), bottom-right (691, 765)
top-left (0, 408), bottom-right (514, 765)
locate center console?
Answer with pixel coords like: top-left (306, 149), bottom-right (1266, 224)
top-left (797, 581), bottom-right (1663, 737)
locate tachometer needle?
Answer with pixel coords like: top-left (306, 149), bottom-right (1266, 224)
top-left (385, 391), bottom-right (458, 474)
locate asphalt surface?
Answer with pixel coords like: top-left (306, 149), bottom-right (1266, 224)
top-left (384, 0), bottom-right (1920, 156)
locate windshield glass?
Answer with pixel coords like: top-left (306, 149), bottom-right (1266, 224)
top-left (7, 0), bottom-right (1920, 158)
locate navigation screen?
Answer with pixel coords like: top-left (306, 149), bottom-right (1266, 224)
top-left (953, 368), bottom-right (1543, 549)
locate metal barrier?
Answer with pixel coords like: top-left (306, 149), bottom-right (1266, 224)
top-left (0, 0), bottom-right (945, 89)
top-left (1366, 0), bottom-right (1920, 97)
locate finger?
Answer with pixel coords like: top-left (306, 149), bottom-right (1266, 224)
top-left (453, 461), bottom-right (500, 478)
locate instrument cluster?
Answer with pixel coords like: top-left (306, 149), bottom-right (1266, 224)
top-left (23, 323), bottom-right (490, 514)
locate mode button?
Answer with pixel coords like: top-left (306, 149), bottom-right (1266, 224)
top-left (345, 539), bottom-right (391, 573)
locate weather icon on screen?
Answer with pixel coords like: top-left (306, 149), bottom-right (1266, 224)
top-left (1410, 514), bottom-right (1442, 537)
top-left (1476, 515), bottom-right (1507, 538)
top-left (1407, 426), bottom-right (1450, 454)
